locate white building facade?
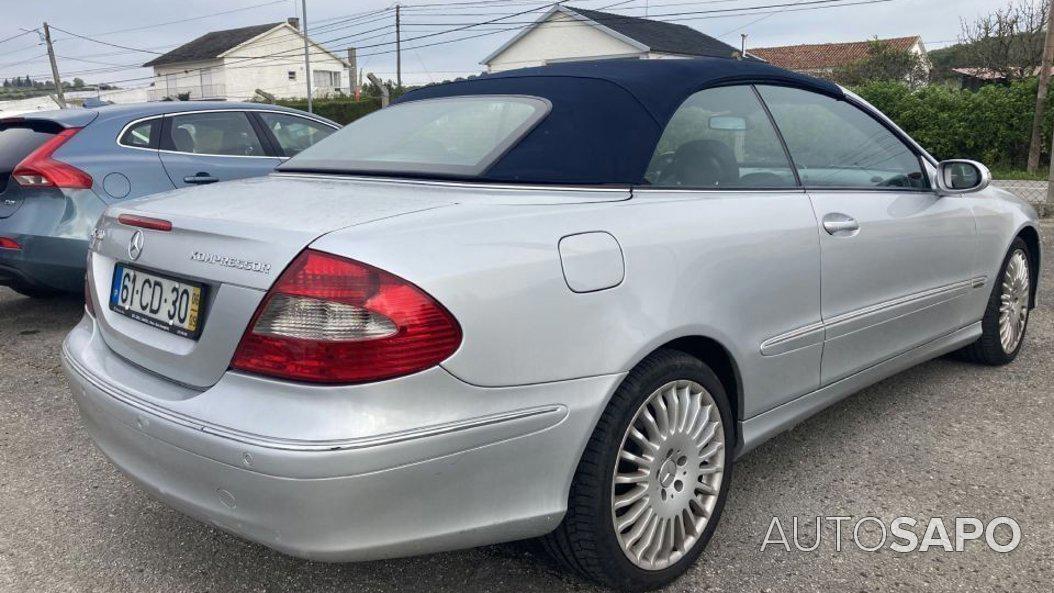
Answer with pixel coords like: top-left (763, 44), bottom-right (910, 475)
top-left (482, 5), bottom-right (753, 73)
top-left (144, 20), bottom-right (348, 102)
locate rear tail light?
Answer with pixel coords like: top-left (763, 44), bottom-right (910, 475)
top-left (0, 237), bottom-right (21, 250)
top-left (13, 128), bottom-right (93, 189)
top-left (231, 250), bottom-right (462, 384)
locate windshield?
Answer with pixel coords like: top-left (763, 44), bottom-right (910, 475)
top-left (278, 95), bottom-right (550, 178)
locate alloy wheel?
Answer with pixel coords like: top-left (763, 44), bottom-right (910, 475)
top-left (998, 249), bottom-right (1030, 354)
top-left (610, 380), bottom-right (725, 571)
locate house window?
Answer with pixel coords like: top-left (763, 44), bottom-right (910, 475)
top-left (313, 70), bottom-right (341, 88)
top-left (288, 71), bottom-right (297, 81)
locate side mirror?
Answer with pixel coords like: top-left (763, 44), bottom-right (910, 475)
top-left (936, 160), bottom-right (991, 195)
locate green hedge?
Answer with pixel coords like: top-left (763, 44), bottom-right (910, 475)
top-left (852, 79), bottom-right (1054, 169)
top-left (275, 97), bottom-right (383, 125)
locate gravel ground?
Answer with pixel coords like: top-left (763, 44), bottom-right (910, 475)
top-left (1, 223), bottom-right (1051, 593)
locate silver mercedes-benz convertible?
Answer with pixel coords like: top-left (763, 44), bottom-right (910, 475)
top-left (62, 58), bottom-right (1040, 591)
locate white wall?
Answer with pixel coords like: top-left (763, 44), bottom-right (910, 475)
top-left (486, 12), bottom-right (644, 73)
top-left (0, 95), bottom-right (61, 117)
top-left (148, 25), bottom-right (347, 101)
top-left (221, 25), bottom-right (346, 100)
top-left (151, 59), bottom-right (226, 100)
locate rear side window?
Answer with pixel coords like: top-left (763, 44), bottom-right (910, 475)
top-left (165, 111), bottom-right (265, 157)
top-left (644, 85), bottom-right (797, 189)
top-left (119, 119), bottom-right (159, 149)
top-left (757, 86), bottom-right (927, 190)
top-left (280, 95), bottom-right (550, 177)
top-left (0, 121), bottom-right (60, 189)
top-left (256, 112), bottom-right (335, 157)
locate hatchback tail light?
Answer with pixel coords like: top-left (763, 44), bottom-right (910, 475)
top-left (0, 237), bottom-right (21, 250)
top-left (231, 250), bottom-right (462, 384)
top-left (13, 128), bottom-right (93, 189)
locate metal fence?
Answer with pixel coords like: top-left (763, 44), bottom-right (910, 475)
top-left (992, 180), bottom-right (1049, 216)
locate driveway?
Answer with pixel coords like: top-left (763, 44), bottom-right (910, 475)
top-left (1, 222), bottom-right (1051, 593)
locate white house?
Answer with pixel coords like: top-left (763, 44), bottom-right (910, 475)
top-left (143, 19), bottom-right (348, 102)
top-left (482, 5), bottom-right (757, 73)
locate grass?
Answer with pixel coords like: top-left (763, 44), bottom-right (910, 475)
top-left (990, 168), bottom-right (1048, 181)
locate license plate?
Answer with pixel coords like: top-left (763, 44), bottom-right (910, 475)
top-left (109, 264), bottom-right (205, 339)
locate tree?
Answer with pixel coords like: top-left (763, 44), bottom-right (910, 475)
top-left (959, 0), bottom-right (1048, 82)
top-left (831, 39), bottom-right (928, 87)
top-left (72, 77), bottom-right (85, 88)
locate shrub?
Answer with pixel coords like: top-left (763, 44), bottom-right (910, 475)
top-left (275, 97), bottom-right (383, 125)
top-left (851, 79), bottom-right (1053, 169)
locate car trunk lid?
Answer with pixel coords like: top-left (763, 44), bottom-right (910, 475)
top-left (88, 174), bottom-right (630, 388)
top-left (88, 175), bottom-right (464, 388)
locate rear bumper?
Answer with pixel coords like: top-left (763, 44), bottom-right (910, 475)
top-left (0, 188), bottom-right (104, 292)
top-left (61, 315), bottom-right (622, 561)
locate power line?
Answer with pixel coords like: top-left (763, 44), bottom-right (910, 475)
top-left (353, 0), bottom-right (899, 57)
top-left (87, 0), bottom-right (289, 36)
top-left (42, 0), bottom-right (898, 88)
top-left (46, 25), bottom-right (166, 55)
top-left (0, 29), bottom-right (37, 46)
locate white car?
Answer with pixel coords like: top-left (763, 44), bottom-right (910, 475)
top-left (62, 59), bottom-right (1040, 591)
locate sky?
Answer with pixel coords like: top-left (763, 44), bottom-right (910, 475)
top-left (0, 0), bottom-right (1020, 89)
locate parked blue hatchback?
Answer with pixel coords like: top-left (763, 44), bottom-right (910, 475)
top-left (0, 102), bottom-right (339, 297)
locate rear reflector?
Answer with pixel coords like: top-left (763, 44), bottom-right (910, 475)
top-left (13, 128), bottom-right (93, 189)
top-left (117, 214), bottom-right (173, 231)
top-left (0, 237), bottom-right (21, 250)
top-left (231, 250), bottom-right (462, 384)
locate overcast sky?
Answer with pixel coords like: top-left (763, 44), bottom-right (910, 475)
top-left (0, 0), bottom-right (1018, 89)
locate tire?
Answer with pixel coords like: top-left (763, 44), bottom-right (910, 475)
top-left (956, 237), bottom-right (1033, 365)
top-left (543, 349), bottom-right (734, 592)
top-left (7, 280), bottom-right (65, 299)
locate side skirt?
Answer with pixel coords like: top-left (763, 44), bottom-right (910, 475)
top-left (736, 321), bottom-right (982, 457)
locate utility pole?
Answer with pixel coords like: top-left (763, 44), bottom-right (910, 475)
top-left (741, 34), bottom-right (748, 58)
top-left (301, 0), bottom-right (313, 113)
top-left (1028, 0), bottom-right (1054, 174)
top-left (395, 4), bottom-right (402, 89)
top-left (42, 23), bottom-right (66, 109)
top-left (347, 48), bottom-right (358, 100)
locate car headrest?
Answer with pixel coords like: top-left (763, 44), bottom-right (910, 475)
top-left (667, 139), bottom-right (740, 188)
top-left (171, 127), bottom-right (195, 153)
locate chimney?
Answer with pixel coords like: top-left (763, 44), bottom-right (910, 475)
top-left (287, 17), bottom-right (300, 30)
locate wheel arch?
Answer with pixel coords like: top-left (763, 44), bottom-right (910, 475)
top-left (1017, 225), bottom-right (1041, 308)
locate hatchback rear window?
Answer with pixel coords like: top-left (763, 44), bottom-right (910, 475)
top-left (0, 121), bottom-right (61, 190)
top-left (278, 95), bottom-right (550, 178)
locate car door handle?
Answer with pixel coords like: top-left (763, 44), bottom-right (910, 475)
top-left (822, 213), bottom-right (860, 236)
top-left (184, 172), bottom-right (219, 185)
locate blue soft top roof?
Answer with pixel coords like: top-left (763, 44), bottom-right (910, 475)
top-left (399, 58), bottom-right (842, 185)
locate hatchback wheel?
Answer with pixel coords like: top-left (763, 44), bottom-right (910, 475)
top-left (957, 238), bottom-right (1033, 365)
top-left (544, 349), bottom-right (733, 591)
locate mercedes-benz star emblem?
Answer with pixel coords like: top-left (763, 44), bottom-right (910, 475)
top-left (128, 230), bottom-right (145, 261)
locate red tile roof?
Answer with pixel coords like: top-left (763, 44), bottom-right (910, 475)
top-left (750, 36), bottom-right (921, 71)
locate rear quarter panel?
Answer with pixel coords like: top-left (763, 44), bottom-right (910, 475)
top-left (53, 113), bottom-right (174, 202)
top-left (311, 189), bottom-right (823, 419)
